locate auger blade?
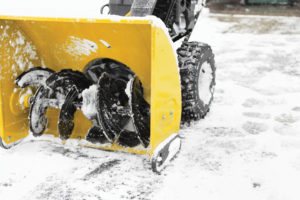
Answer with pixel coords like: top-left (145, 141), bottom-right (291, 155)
top-left (29, 86), bottom-right (50, 136)
top-left (58, 86), bottom-right (79, 140)
top-left (95, 74), bottom-right (150, 148)
top-left (130, 77), bottom-right (150, 147)
top-left (86, 125), bottom-right (109, 144)
top-left (29, 69), bottom-right (92, 138)
top-left (117, 130), bottom-right (141, 148)
top-left (46, 69), bottom-right (92, 97)
top-left (15, 67), bottom-right (55, 88)
top-left (85, 59), bottom-right (134, 83)
top-left (96, 72), bottom-right (132, 143)
top-left (46, 70), bottom-right (93, 139)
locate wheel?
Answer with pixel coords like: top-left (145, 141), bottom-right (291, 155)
top-left (177, 41), bottom-right (216, 124)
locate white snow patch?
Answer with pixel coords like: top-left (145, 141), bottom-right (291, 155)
top-left (81, 84), bottom-right (98, 120)
top-left (15, 31), bottom-right (25, 45)
top-left (64, 36), bottom-right (98, 56)
top-left (0, 22), bottom-right (39, 75)
top-left (125, 77), bottom-right (134, 100)
top-left (251, 71), bottom-right (300, 95)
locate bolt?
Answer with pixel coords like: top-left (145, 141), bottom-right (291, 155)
top-left (162, 115), bottom-right (166, 120)
top-left (170, 111), bottom-right (174, 115)
top-left (29, 96), bottom-right (34, 105)
top-left (7, 136), bottom-right (11, 141)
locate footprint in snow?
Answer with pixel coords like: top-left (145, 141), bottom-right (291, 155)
top-left (203, 127), bottom-right (244, 137)
top-left (242, 98), bottom-right (265, 108)
top-left (0, 182), bottom-right (12, 187)
top-left (292, 107), bottom-right (300, 112)
top-left (242, 121), bottom-right (268, 135)
top-left (274, 113), bottom-right (299, 124)
top-left (243, 112), bottom-right (271, 120)
top-left (261, 151), bottom-right (277, 158)
top-left (252, 182), bottom-right (261, 188)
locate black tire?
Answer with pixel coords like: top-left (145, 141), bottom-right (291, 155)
top-left (177, 41), bottom-right (216, 124)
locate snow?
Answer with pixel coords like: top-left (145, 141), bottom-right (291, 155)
top-left (81, 85), bottom-right (98, 120)
top-left (125, 77), bottom-right (134, 101)
top-left (15, 68), bottom-right (54, 88)
top-left (198, 61), bottom-right (214, 105)
top-left (64, 36), bottom-right (98, 56)
top-left (0, 22), bottom-right (38, 76)
top-left (1, 3), bottom-right (300, 200)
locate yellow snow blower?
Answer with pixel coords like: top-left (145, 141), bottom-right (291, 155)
top-left (0, 0), bottom-right (215, 173)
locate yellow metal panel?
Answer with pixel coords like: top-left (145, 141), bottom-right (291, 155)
top-left (0, 20), bottom-right (42, 144)
top-left (0, 27), bottom-right (3, 141)
top-left (18, 19), bottom-right (152, 103)
top-left (150, 27), bottom-right (181, 155)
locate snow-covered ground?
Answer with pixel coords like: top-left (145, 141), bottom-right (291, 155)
top-left (1, 8), bottom-right (300, 200)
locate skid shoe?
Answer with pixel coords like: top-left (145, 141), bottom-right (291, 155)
top-left (151, 134), bottom-right (181, 173)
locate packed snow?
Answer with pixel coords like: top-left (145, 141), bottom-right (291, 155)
top-left (81, 85), bottom-right (98, 120)
top-left (1, 6), bottom-right (300, 200)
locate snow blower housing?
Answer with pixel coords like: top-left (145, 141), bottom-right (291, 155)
top-left (0, 0), bottom-right (215, 173)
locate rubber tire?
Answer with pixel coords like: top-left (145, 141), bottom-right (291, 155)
top-left (177, 41), bottom-right (216, 124)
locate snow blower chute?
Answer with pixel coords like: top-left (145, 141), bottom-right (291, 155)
top-left (0, 0), bottom-right (216, 173)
